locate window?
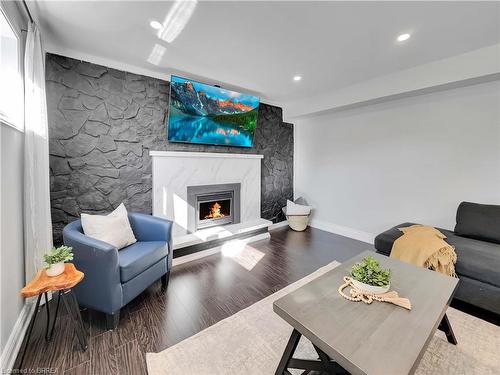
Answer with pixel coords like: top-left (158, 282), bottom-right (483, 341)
top-left (0, 8), bottom-right (23, 130)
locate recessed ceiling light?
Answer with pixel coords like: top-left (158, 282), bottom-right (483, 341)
top-left (150, 20), bottom-right (163, 30)
top-left (293, 75), bottom-right (302, 81)
top-left (397, 33), bottom-right (411, 42)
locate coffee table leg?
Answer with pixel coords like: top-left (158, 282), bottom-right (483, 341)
top-left (314, 344), bottom-right (337, 372)
top-left (276, 329), bottom-right (350, 375)
top-left (438, 314), bottom-right (457, 345)
top-left (275, 329), bottom-right (301, 375)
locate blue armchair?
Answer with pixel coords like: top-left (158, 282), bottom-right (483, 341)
top-left (62, 212), bottom-right (173, 329)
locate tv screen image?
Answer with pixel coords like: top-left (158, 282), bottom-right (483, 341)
top-left (167, 76), bottom-right (260, 147)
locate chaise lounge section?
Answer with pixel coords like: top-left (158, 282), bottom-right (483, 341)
top-left (375, 202), bottom-right (500, 316)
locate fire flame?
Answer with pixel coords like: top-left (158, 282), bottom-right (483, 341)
top-left (205, 202), bottom-right (226, 219)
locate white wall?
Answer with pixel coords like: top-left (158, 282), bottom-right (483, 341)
top-left (0, 124), bottom-right (25, 358)
top-left (0, 2), bottom-right (27, 368)
top-left (295, 80), bottom-right (500, 242)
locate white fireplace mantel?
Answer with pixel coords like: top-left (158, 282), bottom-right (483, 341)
top-left (151, 150), bottom-right (263, 237)
top-left (150, 151), bottom-right (263, 159)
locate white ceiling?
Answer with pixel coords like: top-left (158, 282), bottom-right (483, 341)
top-left (31, 1), bottom-right (500, 106)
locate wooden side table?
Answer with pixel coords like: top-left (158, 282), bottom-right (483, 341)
top-left (19, 263), bottom-right (88, 368)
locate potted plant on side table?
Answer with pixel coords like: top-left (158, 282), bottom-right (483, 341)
top-left (44, 245), bottom-right (74, 277)
top-left (350, 256), bottom-right (391, 294)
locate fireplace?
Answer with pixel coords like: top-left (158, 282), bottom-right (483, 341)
top-left (187, 183), bottom-right (241, 232)
top-left (197, 192), bottom-right (233, 229)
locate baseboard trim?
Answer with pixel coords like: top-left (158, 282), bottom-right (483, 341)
top-left (173, 232), bottom-right (271, 267)
top-left (0, 302), bottom-right (35, 371)
top-left (269, 220), bottom-right (289, 231)
top-left (309, 219), bottom-right (375, 244)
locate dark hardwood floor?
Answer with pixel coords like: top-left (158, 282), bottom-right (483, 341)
top-left (14, 226), bottom-right (498, 374)
top-left (15, 227), bottom-right (369, 374)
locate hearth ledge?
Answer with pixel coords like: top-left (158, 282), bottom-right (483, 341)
top-left (173, 218), bottom-right (272, 250)
top-left (150, 151), bottom-right (263, 159)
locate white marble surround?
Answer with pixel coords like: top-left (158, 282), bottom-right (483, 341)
top-left (151, 151), bottom-right (263, 237)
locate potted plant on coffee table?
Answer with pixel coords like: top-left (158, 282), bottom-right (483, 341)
top-left (43, 245), bottom-right (74, 277)
top-left (350, 256), bottom-right (391, 294)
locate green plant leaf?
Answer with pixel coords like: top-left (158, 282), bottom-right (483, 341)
top-left (43, 245), bottom-right (74, 267)
top-left (350, 256), bottom-right (391, 287)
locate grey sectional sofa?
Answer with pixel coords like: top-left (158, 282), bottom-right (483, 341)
top-left (374, 202), bottom-right (500, 315)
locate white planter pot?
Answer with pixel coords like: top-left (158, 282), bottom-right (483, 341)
top-left (286, 215), bottom-right (310, 231)
top-left (351, 279), bottom-right (390, 295)
top-left (46, 262), bottom-right (65, 277)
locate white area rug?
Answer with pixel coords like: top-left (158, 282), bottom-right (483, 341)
top-left (146, 261), bottom-right (500, 375)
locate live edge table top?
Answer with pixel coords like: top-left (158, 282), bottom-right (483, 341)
top-left (273, 251), bottom-right (459, 375)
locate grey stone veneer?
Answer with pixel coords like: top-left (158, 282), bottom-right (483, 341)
top-left (46, 53), bottom-right (293, 244)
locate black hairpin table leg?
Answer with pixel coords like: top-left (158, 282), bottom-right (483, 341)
top-left (47, 290), bottom-right (62, 341)
top-left (18, 294), bottom-right (43, 369)
top-left (43, 292), bottom-right (51, 341)
top-left (69, 289), bottom-right (88, 350)
top-left (61, 289), bottom-right (88, 350)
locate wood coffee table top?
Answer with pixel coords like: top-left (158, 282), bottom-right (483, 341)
top-left (21, 263), bottom-right (84, 298)
top-left (273, 251), bottom-right (458, 375)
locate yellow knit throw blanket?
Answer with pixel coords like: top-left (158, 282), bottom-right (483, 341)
top-left (390, 225), bottom-right (457, 277)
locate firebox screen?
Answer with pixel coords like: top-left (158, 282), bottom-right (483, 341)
top-left (199, 199), bottom-right (231, 220)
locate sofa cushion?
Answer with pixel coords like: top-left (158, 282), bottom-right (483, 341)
top-left (444, 232), bottom-right (500, 287)
top-left (118, 241), bottom-right (168, 283)
top-left (455, 201), bottom-right (500, 244)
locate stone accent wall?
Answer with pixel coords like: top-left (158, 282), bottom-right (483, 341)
top-left (46, 53), bottom-right (293, 244)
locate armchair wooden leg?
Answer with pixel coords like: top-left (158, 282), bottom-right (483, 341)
top-left (106, 312), bottom-right (120, 330)
top-left (161, 271), bottom-right (170, 290)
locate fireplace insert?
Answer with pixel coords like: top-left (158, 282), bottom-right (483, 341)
top-left (187, 183), bottom-right (241, 232)
top-left (197, 192), bottom-right (233, 229)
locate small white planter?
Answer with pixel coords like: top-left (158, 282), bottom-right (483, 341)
top-left (351, 279), bottom-right (390, 295)
top-left (46, 262), bottom-right (65, 277)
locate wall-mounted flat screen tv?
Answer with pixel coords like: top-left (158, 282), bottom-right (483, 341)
top-left (167, 75), bottom-right (260, 148)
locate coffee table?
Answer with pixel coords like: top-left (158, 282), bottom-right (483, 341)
top-left (273, 251), bottom-right (459, 375)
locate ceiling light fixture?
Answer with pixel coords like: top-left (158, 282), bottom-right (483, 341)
top-left (150, 20), bottom-right (162, 30)
top-left (293, 75), bottom-right (302, 81)
top-left (397, 33), bottom-right (411, 42)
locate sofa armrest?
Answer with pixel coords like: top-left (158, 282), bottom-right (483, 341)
top-left (128, 213), bottom-right (174, 269)
top-left (374, 222), bottom-right (416, 256)
top-left (62, 220), bottom-right (122, 314)
top-left (128, 213), bottom-right (173, 243)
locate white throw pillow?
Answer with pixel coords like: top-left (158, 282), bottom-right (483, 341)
top-left (81, 203), bottom-right (137, 249)
top-left (108, 203), bottom-right (137, 246)
top-left (286, 200), bottom-right (312, 216)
